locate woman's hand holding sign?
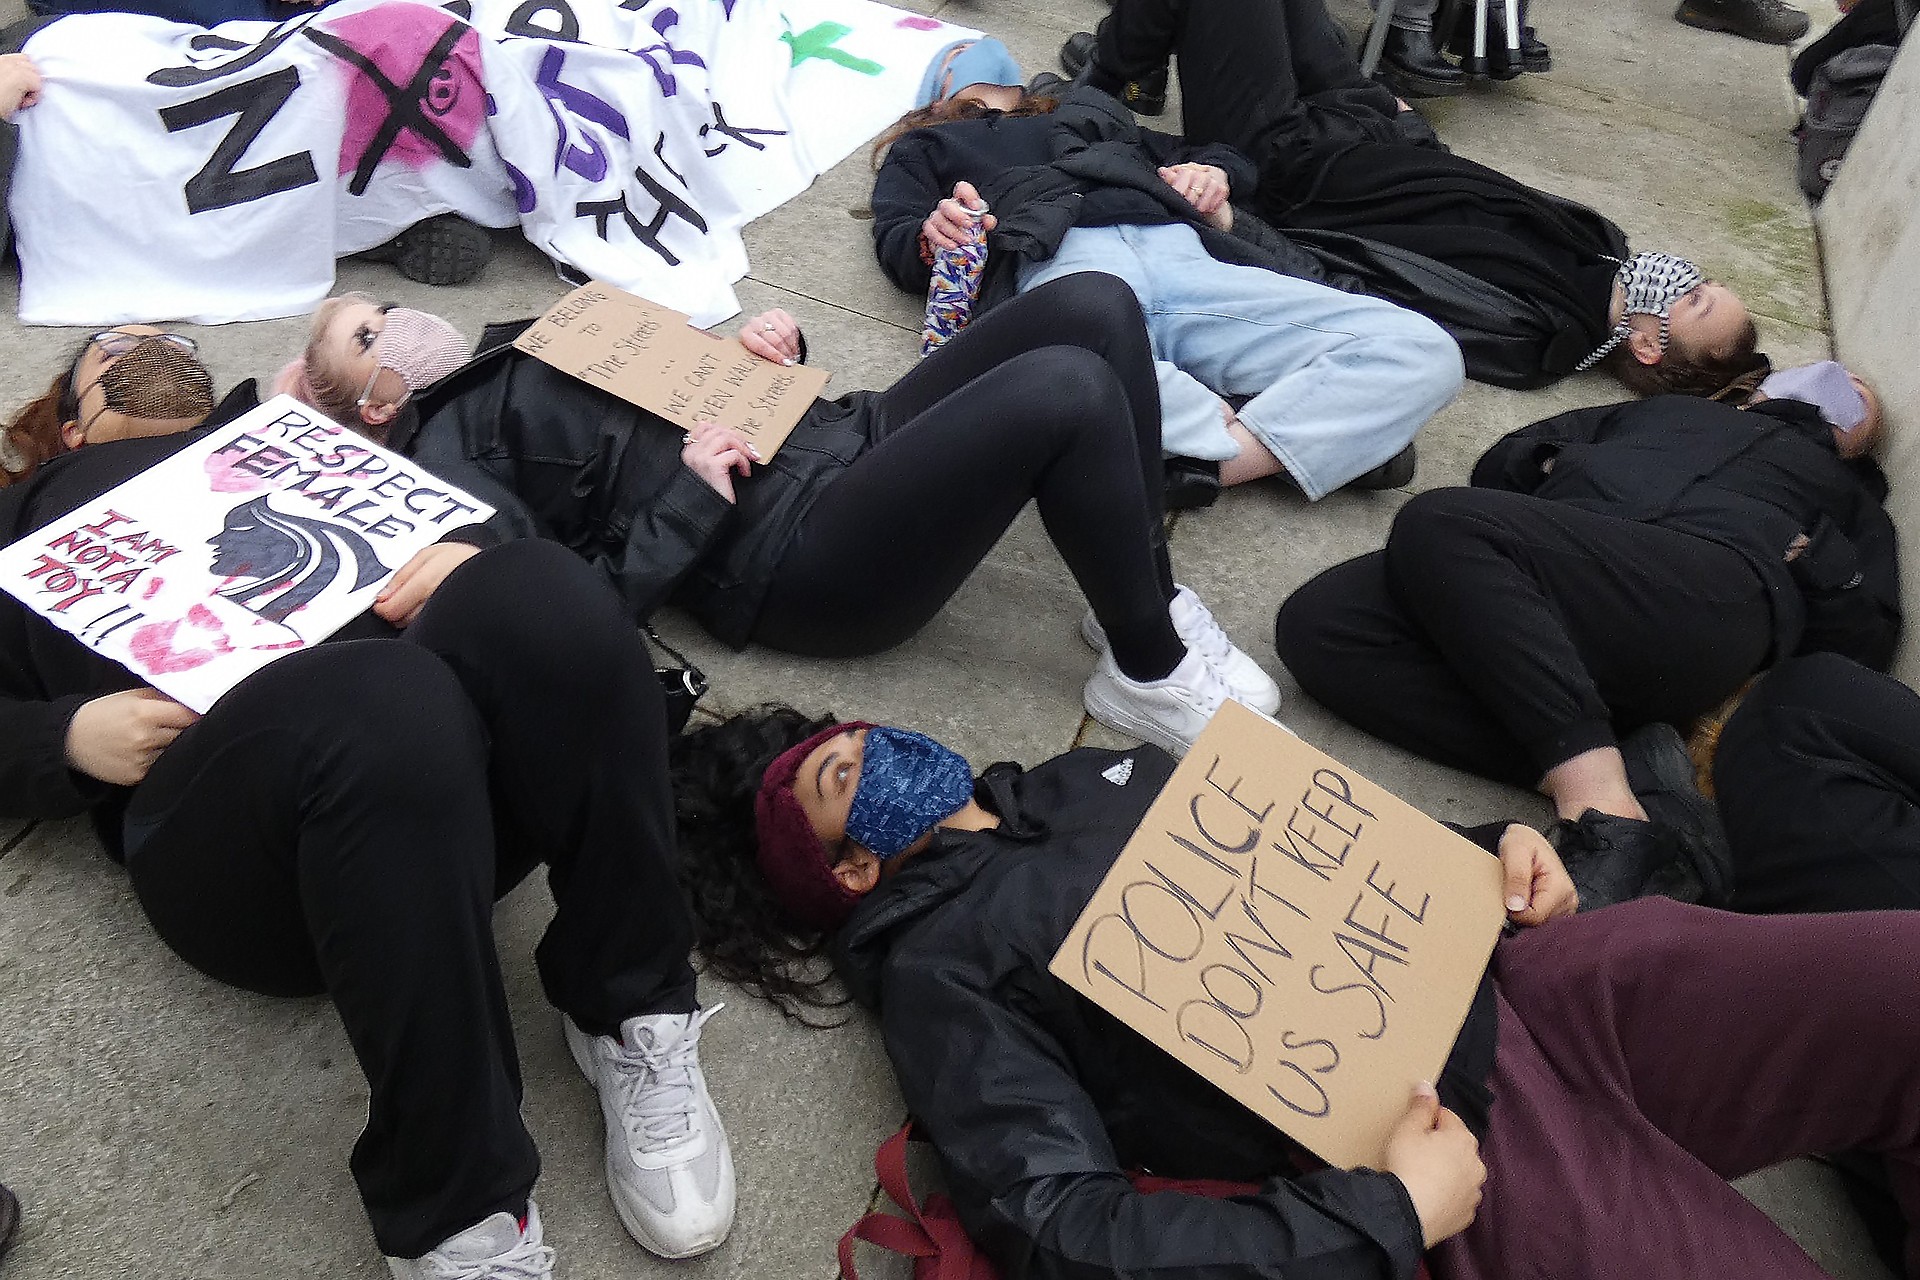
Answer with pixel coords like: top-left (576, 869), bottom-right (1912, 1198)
top-left (1385, 1081), bottom-right (1485, 1247)
top-left (66, 688), bottom-right (199, 786)
top-left (738, 309), bottom-right (802, 366)
top-left (376, 542), bottom-right (483, 627)
top-left (1497, 823), bottom-right (1579, 924)
top-left (681, 424), bottom-right (761, 504)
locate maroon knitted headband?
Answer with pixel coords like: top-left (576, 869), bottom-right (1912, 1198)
top-left (754, 721), bottom-right (875, 932)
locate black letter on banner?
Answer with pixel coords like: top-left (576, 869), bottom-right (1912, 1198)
top-left (148, 13), bottom-right (320, 88)
top-left (506, 0), bottom-right (580, 41)
top-left (442, 0), bottom-right (473, 16)
top-left (159, 67), bottom-right (321, 215)
top-left (575, 168), bottom-right (708, 267)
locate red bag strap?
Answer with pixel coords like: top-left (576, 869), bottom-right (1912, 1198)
top-left (838, 1122), bottom-right (938, 1280)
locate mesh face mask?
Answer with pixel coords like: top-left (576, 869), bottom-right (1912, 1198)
top-left (1575, 252), bottom-right (1705, 372)
top-left (366, 308), bottom-right (469, 403)
top-left (82, 337), bottom-right (216, 429)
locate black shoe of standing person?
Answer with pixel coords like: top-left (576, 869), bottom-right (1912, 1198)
top-left (359, 214), bottom-right (493, 286)
top-left (1549, 809), bottom-right (1677, 912)
top-left (1378, 27), bottom-right (1466, 97)
top-left (1059, 30), bottom-right (1168, 115)
top-left (1674, 0), bottom-right (1810, 42)
top-left (1484, 24), bottom-right (1553, 76)
top-left (0, 1181), bottom-right (19, 1265)
top-left (1620, 722), bottom-right (1736, 907)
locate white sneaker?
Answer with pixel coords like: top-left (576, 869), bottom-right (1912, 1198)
top-left (386, 1202), bottom-right (554, 1280)
top-left (1083, 648), bottom-right (1230, 758)
top-left (1081, 586), bottom-right (1281, 715)
top-left (566, 1007), bottom-right (735, 1260)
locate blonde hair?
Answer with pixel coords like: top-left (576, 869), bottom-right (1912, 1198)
top-left (298, 293), bottom-right (378, 427)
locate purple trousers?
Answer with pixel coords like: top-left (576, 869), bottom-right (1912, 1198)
top-left (1434, 898), bottom-right (1919, 1279)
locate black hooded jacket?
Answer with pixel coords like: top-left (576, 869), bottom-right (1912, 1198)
top-left (1472, 395), bottom-right (1901, 669)
top-left (871, 86), bottom-right (1351, 312)
top-left (834, 745), bottom-right (1505, 1280)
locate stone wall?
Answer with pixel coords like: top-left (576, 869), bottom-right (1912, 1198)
top-left (1818, 31), bottom-right (1920, 685)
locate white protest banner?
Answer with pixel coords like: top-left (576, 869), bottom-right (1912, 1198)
top-left (1049, 701), bottom-right (1507, 1170)
top-left (513, 281), bottom-right (831, 458)
top-left (12, 0), bottom-right (977, 327)
top-left (0, 396), bottom-right (493, 713)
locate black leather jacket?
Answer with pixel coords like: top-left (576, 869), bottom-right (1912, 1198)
top-left (397, 322), bottom-right (878, 646)
top-left (835, 745), bottom-right (1503, 1280)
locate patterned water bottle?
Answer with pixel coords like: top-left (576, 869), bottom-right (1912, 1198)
top-left (919, 202), bottom-right (990, 357)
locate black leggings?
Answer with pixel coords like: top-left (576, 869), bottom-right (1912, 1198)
top-left (1715, 652), bottom-right (1920, 914)
top-left (1094, 0), bottom-right (1414, 183)
top-left (753, 274), bottom-right (1184, 681)
top-left (120, 540), bottom-right (696, 1258)
top-left (1276, 487), bottom-right (1774, 787)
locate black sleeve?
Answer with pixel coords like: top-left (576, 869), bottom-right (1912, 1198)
top-left (871, 132), bottom-right (946, 295)
top-left (0, 679), bottom-right (111, 819)
top-left (885, 971), bottom-right (1427, 1280)
top-left (1792, 502), bottom-right (1903, 671)
top-left (1135, 128), bottom-right (1260, 196)
top-left (1470, 404), bottom-right (1616, 491)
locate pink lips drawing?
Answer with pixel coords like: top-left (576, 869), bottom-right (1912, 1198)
top-left (127, 604), bottom-right (235, 675)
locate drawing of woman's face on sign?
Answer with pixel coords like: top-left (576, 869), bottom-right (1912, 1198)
top-left (208, 495), bottom-right (390, 627)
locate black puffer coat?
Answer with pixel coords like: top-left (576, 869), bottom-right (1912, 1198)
top-left (835, 744), bottom-right (1503, 1280)
top-left (1472, 395), bottom-right (1902, 670)
top-left (398, 322), bottom-right (874, 647)
top-left (871, 86), bottom-right (1349, 313)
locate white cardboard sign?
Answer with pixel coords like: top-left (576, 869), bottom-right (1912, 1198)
top-left (0, 396), bottom-right (493, 711)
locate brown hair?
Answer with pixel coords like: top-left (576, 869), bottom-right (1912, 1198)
top-left (1601, 314), bottom-right (1767, 399)
top-left (0, 337), bottom-right (92, 489)
top-left (870, 89), bottom-right (1060, 166)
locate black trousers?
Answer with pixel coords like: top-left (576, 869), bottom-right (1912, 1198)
top-left (754, 274), bottom-right (1184, 681)
top-left (1093, 0), bottom-right (1417, 187)
top-left (1715, 652), bottom-right (1920, 914)
top-left (1275, 488), bottom-right (1774, 787)
top-left (119, 540), bottom-right (698, 1258)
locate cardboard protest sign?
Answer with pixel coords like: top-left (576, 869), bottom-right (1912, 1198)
top-left (1049, 701), bottom-right (1506, 1170)
top-left (513, 281), bottom-right (831, 459)
top-left (0, 396), bottom-right (494, 713)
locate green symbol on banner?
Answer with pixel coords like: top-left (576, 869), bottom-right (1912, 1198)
top-left (780, 21), bottom-right (884, 75)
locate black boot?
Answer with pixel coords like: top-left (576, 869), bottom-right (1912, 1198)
top-left (1345, 443), bottom-right (1418, 491)
top-left (1059, 30), bottom-right (1169, 115)
top-left (1549, 810), bottom-right (1676, 912)
top-left (1673, 0), bottom-right (1809, 42)
top-left (1379, 26), bottom-right (1466, 97)
top-left (1619, 722), bottom-right (1734, 906)
top-left (1164, 456), bottom-right (1222, 510)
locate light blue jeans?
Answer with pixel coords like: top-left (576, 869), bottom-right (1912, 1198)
top-left (1017, 223), bottom-right (1464, 499)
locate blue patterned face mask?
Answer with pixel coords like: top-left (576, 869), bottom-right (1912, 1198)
top-left (847, 728), bottom-right (975, 859)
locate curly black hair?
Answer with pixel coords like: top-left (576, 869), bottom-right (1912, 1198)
top-left (669, 704), bottom-right (849, 1026)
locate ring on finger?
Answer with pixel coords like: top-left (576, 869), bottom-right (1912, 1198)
top-left (683, 432), bottom-right (697, 444)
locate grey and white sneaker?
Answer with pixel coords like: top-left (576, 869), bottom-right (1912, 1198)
top-left (1083, 586), bottom-right (1281, 715)
top-left (1083, 648), bottom-right (1231, 757)
top-left (566, 1007), bottom-right (735, 1259)
top-left (386, 1202), bottom-right (554, 1280)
